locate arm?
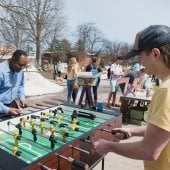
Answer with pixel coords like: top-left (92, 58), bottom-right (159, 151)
top-left (112, 125), bottom-right (146, 139)
top-left (73, 64), bottom-right (79, 78)
top-left (0, 102), bottom-right (10, 114)
top-left (0, 73), bottom-right (10, 114)
top-left (94, 123), bottom-right (170, 160)
top-left (17, 72), bottom-right (25, 101)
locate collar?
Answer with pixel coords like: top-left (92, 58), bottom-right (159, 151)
top-left (5, 60), bottom-right (14, 74)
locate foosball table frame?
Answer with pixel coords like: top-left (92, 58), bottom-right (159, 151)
top-left (0, 104), bottom-right (122, 170)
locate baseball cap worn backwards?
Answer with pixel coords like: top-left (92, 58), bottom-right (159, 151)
top-left (125, 25), bottom-right (170, 59)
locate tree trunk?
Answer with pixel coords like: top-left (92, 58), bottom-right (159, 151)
top-left (36, 39), bottom-right (41, 68)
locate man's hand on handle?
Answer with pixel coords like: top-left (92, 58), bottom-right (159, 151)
top-left (8, 108), bottom-right (22, 116)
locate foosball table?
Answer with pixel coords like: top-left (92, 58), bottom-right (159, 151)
top-left (0, 105), bottom-right (122, 170)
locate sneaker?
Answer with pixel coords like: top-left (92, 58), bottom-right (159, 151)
top-left (106, 103), bottom-right (110, 108)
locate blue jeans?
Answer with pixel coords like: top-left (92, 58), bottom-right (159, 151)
top-left (67, 79), bottom-right (76, 104)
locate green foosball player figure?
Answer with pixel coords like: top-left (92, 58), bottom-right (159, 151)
top-left (49, 134), bottom-right (57, 150)
top-left (32, 128), bottom-right (37, 142)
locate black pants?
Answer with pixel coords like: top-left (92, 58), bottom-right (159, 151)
top-left (93, 86), bottom-right (98, 101)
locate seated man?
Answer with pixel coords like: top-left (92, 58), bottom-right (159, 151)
top-left (0, 50), bottom-right (28, 116)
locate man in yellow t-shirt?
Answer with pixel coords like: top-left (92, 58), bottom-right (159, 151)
top-left (93, 25), bottom-right (170, 170)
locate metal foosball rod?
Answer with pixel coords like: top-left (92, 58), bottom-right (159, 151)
top-left (1, 125), bottom-right (90, 156)
top-left (55, 153), bottom-right (89, 170)
top-left (80, 138), bottom-right (92, 144)
top-left (8, 120), bottom-right (45, 139)
top-left (53, 107), bottom-right (96, 120)
top-left (6, 121), bottom-right (56, 151)
top-left (29, 114), bottom-right (91, 142)
top-left (55, 108), bottom-right (108, 126)
top-left (20, 117), bottom-right (86, 149)
top-left (38, 163), bottom-right (57, 170)
top-left (0, 139), bottom-right (32, 162)
top-left (0, 128), bottom-right (52, 153)
top-left (23, 117), bottom-right (87, 148)
top-left (26, 116), bottom-right (77, 141)
top-left (69, 144), bottom-right (90, 155)
top-left (62, 107), bottom-right (109, 121)
top-left (43, 108), bottom-right (98, 132)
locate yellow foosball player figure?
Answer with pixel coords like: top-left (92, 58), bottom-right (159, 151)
top-left (49, 125), bottom-right (55, 136)
top-left (71, 118), bottom-right (79, 125)
top-left (44, 112), bottom-right (49, 119)
top-left (20, 117), bottom-right (26, 128)
top-left (13, 132), bottom-right (20, 147)
top-left (70, 123), bottom-right (79, 131)
top-left (12, 146), bottom-right (22, 156)
top-left (39, 122), bottom-right (44, 135)
top-left (61, 128), bottom-right (69, 142)
top-left (30, 118), bottom-right (35, 129)
top-left (56, 114), bottom-right (63, 123)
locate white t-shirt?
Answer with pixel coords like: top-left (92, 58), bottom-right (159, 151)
top-left (110, 63), bottom-right (123, 79)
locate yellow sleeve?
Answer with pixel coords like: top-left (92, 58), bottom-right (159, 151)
top-left (149, 88), bottom-right (170, 131)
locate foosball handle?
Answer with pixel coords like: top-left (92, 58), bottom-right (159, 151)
top-left (111, 130), bottom-right (130, 139)
top-left (68, 157), bottom-right (89, 170)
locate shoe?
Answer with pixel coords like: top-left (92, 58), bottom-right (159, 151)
top-left (114, 104), bottom-right (120, 107)
top-left (106, 103), bottom-right (110, 108)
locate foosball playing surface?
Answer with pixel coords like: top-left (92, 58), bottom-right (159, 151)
top-left (0, 105), bottom-right (119, 170)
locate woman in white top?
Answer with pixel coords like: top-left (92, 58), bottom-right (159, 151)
top-left (67, 57), bottom-right (79, 104)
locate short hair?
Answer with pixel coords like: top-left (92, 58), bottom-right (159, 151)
top-left (92, 57), bottom-right (97, 63)
top-left (116, 56), bottom-right (123, 60)
top-left (12, 50), bottom-right (27, 61)
top-left (145, 44), bottom-right (170, 68)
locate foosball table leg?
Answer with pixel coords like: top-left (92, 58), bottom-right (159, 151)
top-left (102, 158), bottom-right (105, 170)
top-left (38, 163), bottom-right (57, 170)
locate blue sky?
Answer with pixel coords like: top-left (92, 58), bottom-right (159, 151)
top-left (64, 0), bottom-right (170, 45)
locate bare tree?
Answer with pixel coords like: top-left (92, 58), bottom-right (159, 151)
top-left (0, 44), bottom-right (16, 58)
top-left (0, 1), bottom-right (28, 49)
top-left (0, 0), bottom-right (66, 66)
top-left (76, 23), bottom-right (104, 55)
top-left (102, 39), bottom-right (130, 59)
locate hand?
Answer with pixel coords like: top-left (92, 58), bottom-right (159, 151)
top-left (8, 108), bottom-right (22, 116)
top-left (93, 139), bottom-right (111, 155)
top-left (19, 100), bottom-right (28, 108)
top-left (111, 128), bottom-right (132, 140)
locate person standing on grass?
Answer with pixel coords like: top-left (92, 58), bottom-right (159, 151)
top-left (93, 25), bottom-right (170, 170)
top-left (0, 50), bottom-right (28, 116)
